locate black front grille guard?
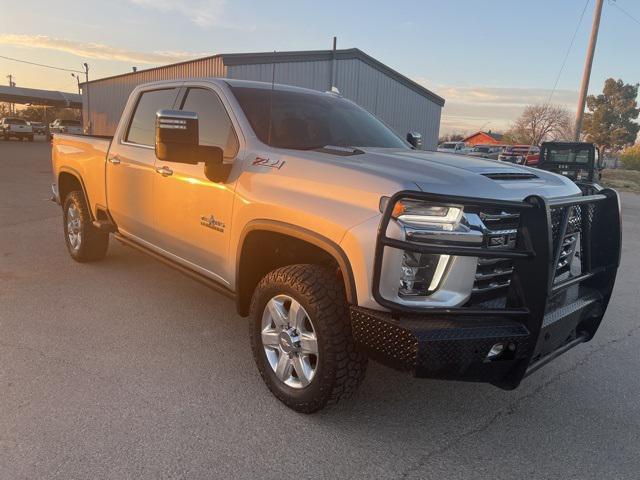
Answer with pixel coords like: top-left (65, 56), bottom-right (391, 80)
top-left (371, 189), bottom-right (622, 351)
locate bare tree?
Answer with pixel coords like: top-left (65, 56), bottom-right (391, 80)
top-left (504, 104), bottom-right (573, 145)
top-left (438, 132), bottom-right (465, 143)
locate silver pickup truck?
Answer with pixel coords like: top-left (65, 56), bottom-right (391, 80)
top-left (51, 79), bottom-right (621, 413)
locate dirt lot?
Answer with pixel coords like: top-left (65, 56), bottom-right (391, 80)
top-left (2, 140), bottom-right (640, 479)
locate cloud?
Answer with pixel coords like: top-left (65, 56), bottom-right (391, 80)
top-left (127, 0), bottom-right (249, 29)
top-left (0, 34), bottom-right (208, 64)
top-left (414, 79), bottom-right (579, 134)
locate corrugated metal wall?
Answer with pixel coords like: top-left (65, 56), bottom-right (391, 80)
top-left (226, 58), bottom-right (440, 150)
top-left (226, 61), bottom-right (332, 94)
top-left (84, 56), bottom-right (225, 136)
top-left (334, 59), bottom-right (441, 150)
top-left (84, 54), bottom-right (441, 149)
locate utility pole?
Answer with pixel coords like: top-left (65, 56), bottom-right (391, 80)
top-left (574, 0), bottom-right (604, 141)
top-left (71, 73), bottom-right (83, 127)
top-left (71, 73), bottom-right (81, 95)
top-left (83, 62), bottom-right (91, 134)
top-left (6, 74), bottom-right (16, 115)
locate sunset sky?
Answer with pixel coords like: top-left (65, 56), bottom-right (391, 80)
top-left (1, 0), bottom-right (638, 134)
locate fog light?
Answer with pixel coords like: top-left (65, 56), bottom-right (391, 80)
top-left (486, 343), bottom-right (505, 360)
top-left (399, 251), bottom-right (450, 297)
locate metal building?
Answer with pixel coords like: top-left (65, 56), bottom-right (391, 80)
top-left (81, 48), bottom-right (445, 150)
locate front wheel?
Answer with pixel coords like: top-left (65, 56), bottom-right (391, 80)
top-left (250, 264), bottom-right (367, 413)
top-left (63, 191), bottom-right (109, 262)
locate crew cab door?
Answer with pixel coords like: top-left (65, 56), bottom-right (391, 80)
top-left (106, 87), bottom-right (180, 241)
top-left (152, 86), bottom-right (240, 284)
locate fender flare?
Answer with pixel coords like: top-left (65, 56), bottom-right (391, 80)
top-left (236, 220), bottom-right (358, 307)
top-left (57, 167), bottom-right (95, 221)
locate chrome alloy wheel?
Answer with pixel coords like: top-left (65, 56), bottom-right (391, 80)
top-left (66, 203), bottom-right (82, 252)
top-left (261, 295), bottom-right (319, 389)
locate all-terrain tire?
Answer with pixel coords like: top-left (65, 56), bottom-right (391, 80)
top-left (250, 264), bottom-right (367, 413)
top-left (63, 190), bottom-right (109, 262)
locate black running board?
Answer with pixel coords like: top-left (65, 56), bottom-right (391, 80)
top-left (114, 233), bottom-right (236, 300)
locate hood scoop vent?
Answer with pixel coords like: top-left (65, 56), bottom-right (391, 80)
top-left (482, 172), bottom-right (538, 181)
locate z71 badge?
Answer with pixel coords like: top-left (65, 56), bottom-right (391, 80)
top-left (200, 214), bottom-right (225, 233)
top-left (252, 156), bottom-right (285, 170)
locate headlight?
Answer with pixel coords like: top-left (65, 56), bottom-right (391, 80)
top-left (391, 199), bottom-right (462, 229)
top-left (399, 251), bottom-right (450, 297)
top-left (381, 198), bottom-right (472, 298)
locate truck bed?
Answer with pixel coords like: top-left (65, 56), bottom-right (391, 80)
top-left (51, 134), bottom-right (112, 216)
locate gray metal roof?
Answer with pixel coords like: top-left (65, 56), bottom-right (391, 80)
top-left (82, 48), bottom-right (444, 107)
top-left (0, 85), bottom-right (82, 108)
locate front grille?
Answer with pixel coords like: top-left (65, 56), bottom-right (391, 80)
top-left (470, 210), bottom-right (520, 300)
top-left (474, 258), bottom-right (514, 294)
top-left (550, 205), bottom-right (583, 283)
top-left (470, 204), bottom-right (586, 297)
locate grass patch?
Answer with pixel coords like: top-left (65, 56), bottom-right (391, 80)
top-left (601, 169), bottom-right (640, 194)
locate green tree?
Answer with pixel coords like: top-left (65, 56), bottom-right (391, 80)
top-left (620, 144), bottom-right (640, 171)
top-left (583, 78), bottom-right (639, 152)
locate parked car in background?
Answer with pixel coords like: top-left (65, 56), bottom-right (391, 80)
top-left (538, 142), bottom-right (603, 186)
top-left (468, 144), bottom-right (504, 160)
top-left (50, 119), bottom-right (82, 137)
top-left (1, 117), bottom-right (34, 141)
top-left (28, 121), bottom-right (46, 135)
top-left (437, 141), bottom-right (467, 154)
top-left (498, 145), bottom-right (540, 166)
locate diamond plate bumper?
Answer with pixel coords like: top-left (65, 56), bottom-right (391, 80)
top-left (351, 286), bottom-right (604, 388)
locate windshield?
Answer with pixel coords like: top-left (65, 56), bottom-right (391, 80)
top-left (60, 120), bottom-right (81, 126)
top-left (474, 146), bottom-right (491, 153)
top-left (228, 85), bottom-right (407, 150)
top-left (544, 147), bottom-right (591, 164)
top-left (440, 143), bottom-right (457, 149)
top-left (6, 118), bottom-right (27, 125)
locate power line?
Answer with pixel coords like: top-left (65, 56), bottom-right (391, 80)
top-left (608, 0), bottom-right (640, 26)
top-left (545, 0), bottom-right (591, 105)
top-left (0, 54), bottom-right (83, 73)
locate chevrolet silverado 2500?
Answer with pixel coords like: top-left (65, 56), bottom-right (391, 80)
top-left (51, 79), bottom-right (621, 413)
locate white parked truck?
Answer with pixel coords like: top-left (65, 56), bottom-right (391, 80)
top-left (50, 118), bottom-right (83, 137)
top-left (1, 117), bottom-right (33, 141)
top-left (51, 79), bottom-right (621, 412)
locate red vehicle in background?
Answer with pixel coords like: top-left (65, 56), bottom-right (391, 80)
top-left (498, 145), bottom-right (540, 166)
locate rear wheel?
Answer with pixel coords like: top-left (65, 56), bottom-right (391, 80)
top-left (250, 264), bottom-right (367, 413)
top-left (63, 191), bottom-right (109, 262)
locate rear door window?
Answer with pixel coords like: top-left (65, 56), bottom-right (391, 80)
top-left (126, 88), bottom-right (179, 146)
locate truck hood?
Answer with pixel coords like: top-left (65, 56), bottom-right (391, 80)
top-left (338, 148), bottom-right (581, 201)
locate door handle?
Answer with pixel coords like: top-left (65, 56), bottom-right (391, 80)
top-left (155, 166), bottom-right (173, 177)
top-left (108, 155), bottom-right (121, 165)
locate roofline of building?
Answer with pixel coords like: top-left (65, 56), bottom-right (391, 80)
top-left (80, 48), bottom-right (445, 107)
top-left (0, 85), bottom-right (82, 108)
top-left (463, 130), bottom-right (504, 141)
